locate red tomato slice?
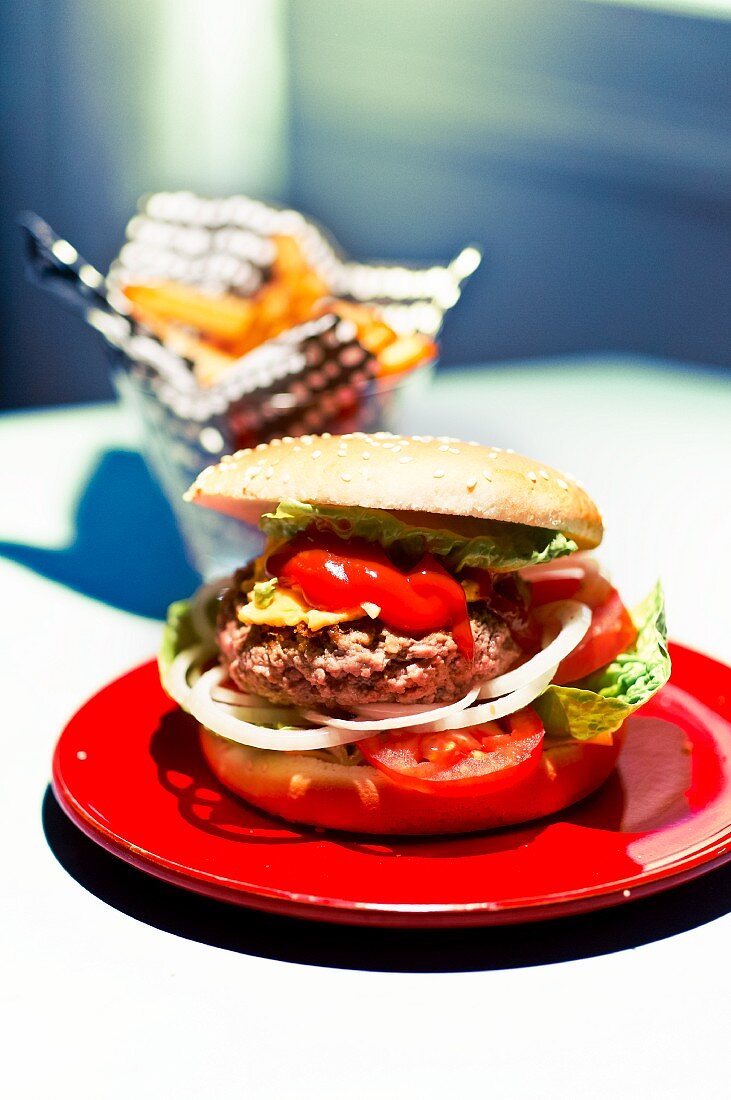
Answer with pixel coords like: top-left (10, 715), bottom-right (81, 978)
top-left (358, 707), bottom-right (544, 797)
top-left (553, 587), bottom-right (637, 685)
top-left (529, 573), bottom-right (583, 606)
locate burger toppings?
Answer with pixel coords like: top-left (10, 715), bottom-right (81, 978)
top-left (358, 707), bottom-right (545, 795)
top-left (219, 600), bottom-right (518, 708)
top-left (261, 498), bottom-right (579, 574)
top-left (160, 560), bottom-right (669, 768)
top-left (158, 433), bottom-right (671, 809)
top-left (267, 531), bottom-right (475, 660)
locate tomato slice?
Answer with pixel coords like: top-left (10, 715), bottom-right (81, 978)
top-left (529, 573), bottom-right (583, 606)
top-left (553, 587), bottom-right (637, 685)
top-left (358, 707), bottom-right (544, 797)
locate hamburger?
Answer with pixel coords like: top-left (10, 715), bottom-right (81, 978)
top-left (160, 432), bottom-right (670, 834)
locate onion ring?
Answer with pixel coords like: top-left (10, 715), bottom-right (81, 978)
top-left (303, 688), bottom-right (480, 733)
top-left (478, 600), bottom-right (590, 700)
top-left (189, 667), bottom-right (374, 750)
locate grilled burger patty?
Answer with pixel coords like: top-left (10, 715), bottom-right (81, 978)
top-left (217, 577), bottom-right (521, 708)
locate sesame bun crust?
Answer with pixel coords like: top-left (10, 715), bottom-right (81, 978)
top-left (185, 433), bottom-right (603, 549)
top-left (200, 727), bottom-right (623, 835)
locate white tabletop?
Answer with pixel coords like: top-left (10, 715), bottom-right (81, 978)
top-left (3, 357), bottom-right (730, 1100)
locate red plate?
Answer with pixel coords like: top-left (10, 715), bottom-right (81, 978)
top-left (52, 643), bottom-right (731, 927)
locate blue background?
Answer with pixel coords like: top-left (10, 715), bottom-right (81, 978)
top-left (2, 0), bottom-right (729, 409)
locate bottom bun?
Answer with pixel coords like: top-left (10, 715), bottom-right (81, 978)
top-left (199, 727), bottom-right (624, 836)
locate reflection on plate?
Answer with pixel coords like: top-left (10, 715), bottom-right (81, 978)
top-left (52, 643), bottom-right (731, 926)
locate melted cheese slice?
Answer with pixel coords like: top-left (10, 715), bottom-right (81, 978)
top-left (238, 585), bottom-right (366, 631)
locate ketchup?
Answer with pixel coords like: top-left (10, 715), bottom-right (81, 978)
top-left (268, 533), bottom-right (475, 660)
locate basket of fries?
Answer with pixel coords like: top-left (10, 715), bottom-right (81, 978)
top-left (22, 193), bottom-right (481, 577)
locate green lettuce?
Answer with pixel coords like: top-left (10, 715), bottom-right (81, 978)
top-left (260, 499), bottom-right (577, 573)
top-left (252, 577), bottom-right (278, 608)
top-left (158, 592), bottom-right (218, 702)
top-left (534, 582), bottom-right (671, 741)
top-left (158, 599), bottom-right (198, 688)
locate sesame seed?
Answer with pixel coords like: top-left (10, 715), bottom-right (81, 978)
top-left (538, 469), bottom-right (549, 480)
top-left (282, 472), bottom-right (291, 483)
top-left (557, 478), bottom-right (569, 490)
top-left (256, 443), bottom-right (267, 451)
top-left (506, 448), bottom-right (515, 454)
top-left (482, 470), bottom-right (492, 481)
top-left (438, 444), bottom-right (450, 452)
top-left (301, 435), bottom-right (313, 444)
top-left (341, 472), bottom-right (352, 482)
top-left (526, 471), bottom-right (537, 483)
top-left (282, 436), bottom-right (293, 444)
top-left (321, 432), bottom-right (332, 439)
top-left (488, 452), bottom-right (498, 460)
top-left (448, 447), bottom-right (460, 455)
top-left (433, 469), bottom-right (445, 478)
top-left (392, 445), bottom-right (402, 453)
top-left (466, 478), bottom-right (477, 491)
top-left (293, 445), bottom-right (301, 452)
top-left (265, 467), bottom-right (274, 479)
top-left (399, 456), bottom-right (412, 463)
top-left (468, 441), bottom-right (480, 447)
top-left (362, 451), bottom-right (371, 460)
top-left (311, 450), bottom-right (321, 459)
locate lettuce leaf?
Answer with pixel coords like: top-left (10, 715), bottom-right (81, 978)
top-left (260, 499), bottom-right (577, 573)
top-left (158, 599), bottom-right (197, 687)
top-left (158, 591), bottom-right (218, 700)
top-left (252, 578), bottom-right (278, 608)
top-left (533, 582), bottom-right (671, 741)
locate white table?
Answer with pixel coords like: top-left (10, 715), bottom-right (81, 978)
top-left (3, 357), bottom-right (730, 1100)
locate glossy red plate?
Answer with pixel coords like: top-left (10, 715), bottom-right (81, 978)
top-left (52, 642), bottom-right (731, 926)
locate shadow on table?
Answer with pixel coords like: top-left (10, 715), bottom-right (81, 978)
top-left (0, 449), bottom-right (199, 618)
top-left (42, 787), bottom-right (731, 973)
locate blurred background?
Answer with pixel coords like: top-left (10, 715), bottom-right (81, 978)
top-left (1, 0), bottom-right (729, 409)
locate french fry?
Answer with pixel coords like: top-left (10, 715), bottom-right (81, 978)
top-left (124, 282), bottom-right (255, 344)
top-left (359, 322), bottom-right (398, 355)
top-left (146, 319), bottom-right (238, 388)
top-left (272, 234), bottom-right (311, 280)
top-left (316, 299), bottom-right (398, 355)
top-left (376, 334), bottom-right (437, 376)
top-left (124, 235), bottom-right (435, 387)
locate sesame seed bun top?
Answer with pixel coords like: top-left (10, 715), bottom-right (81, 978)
top-left (184, 432), bottom-right (603, 549)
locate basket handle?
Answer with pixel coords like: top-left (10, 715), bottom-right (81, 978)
top-left (19, 212), bottom-right (114, 320)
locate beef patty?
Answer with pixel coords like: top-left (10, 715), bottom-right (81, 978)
top-left (217, 577), bottom-right (521, 708)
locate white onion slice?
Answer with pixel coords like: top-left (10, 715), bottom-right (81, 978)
top-left (478, 600), bottom-right (591, 700)
top-left (419, 667), bottom-right (557, 733)
top-left (303, 688), bottom-right (480, 733)
top-left (211, 685), bottom-right (306, 725)
top-left (520, 552), bottom-right (598, 580)
top-left (225, 704), bottom-right (305, 727)
top-left (162, 643), bottom-right (211, 710)
top-left (211, 684), bottom-right (271, 707)
top-left (189, 667), bottom-right (372, 750)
